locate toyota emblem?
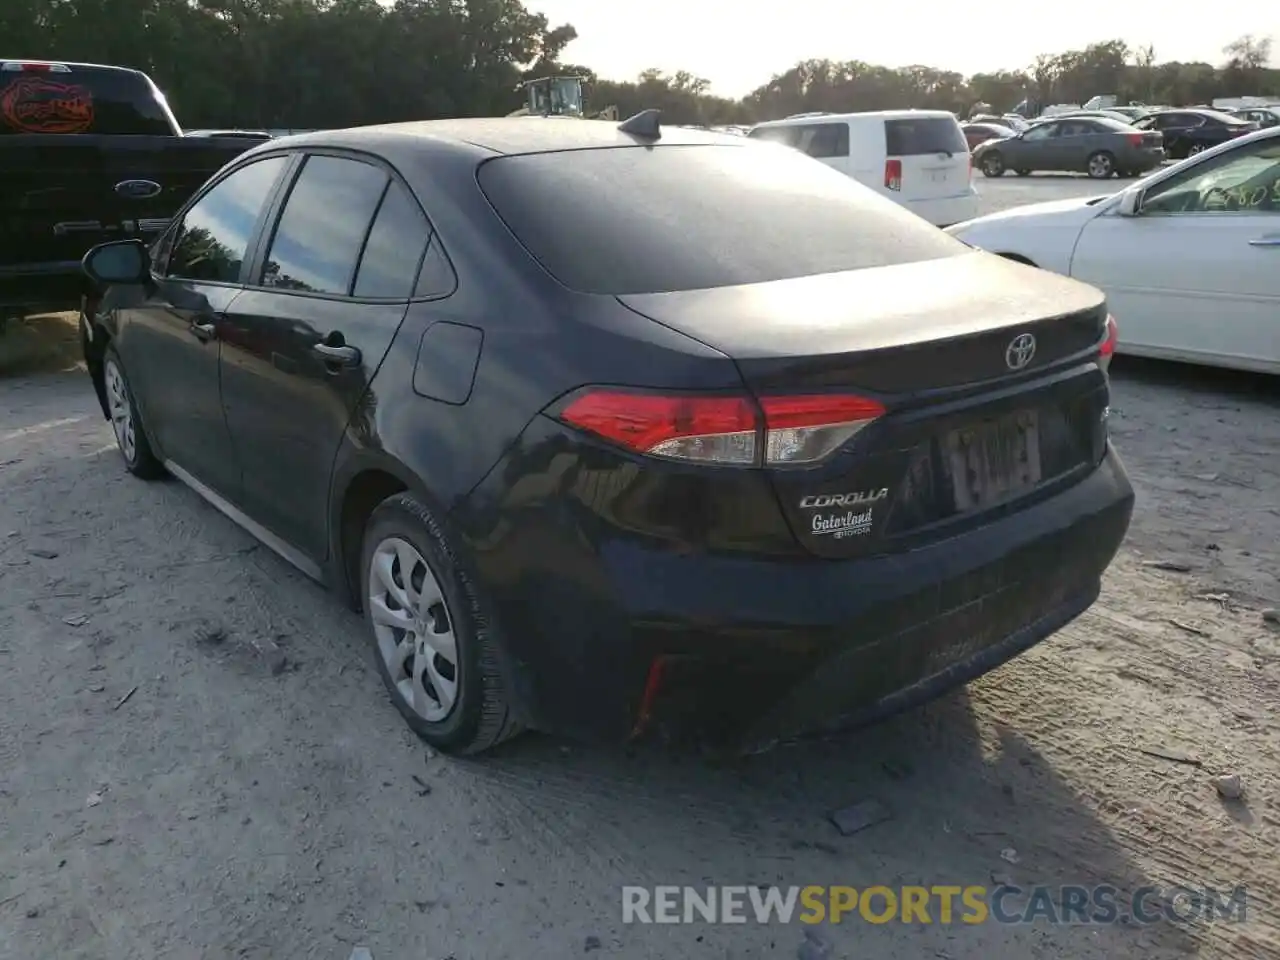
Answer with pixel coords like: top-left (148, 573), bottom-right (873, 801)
top-left (1005, 332), bottom-right (1037, 370)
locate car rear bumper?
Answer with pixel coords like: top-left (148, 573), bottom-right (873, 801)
top-left (905, 190), bottom-right (980, 228)
top-left (460, 431), bottom-right (1135, 748)
top-left (1121, 148), bottom-right (1165, 170)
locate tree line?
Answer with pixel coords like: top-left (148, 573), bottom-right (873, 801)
top-left (3, 1), bottom-right (1276, 129)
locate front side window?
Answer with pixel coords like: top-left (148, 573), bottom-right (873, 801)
top-left (166, 155), bottom-right (287, 283)
top-left (1142, 139), bottom-right (1280, 215)
top-left (261, 155), bottom-right (388, 295)
top-left (1022, 123), bottom-right (1056, 141)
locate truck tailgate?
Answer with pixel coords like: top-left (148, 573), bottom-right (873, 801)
top-left (0, 134), bottom-right (255, 270)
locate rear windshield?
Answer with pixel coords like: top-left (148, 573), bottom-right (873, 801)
top-left (1201, 110), bottom-right (1252, 126)
top-left (884, 117), bottom-right (967, 156)
top-left (1089, 117), bottom-right (1139, 132)
top-left (0, 65), bottom-right (178, 136)
top-left (476, 144), bottom-right (965, 295)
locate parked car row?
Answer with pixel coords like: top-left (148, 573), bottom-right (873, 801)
top-left (948, 125), bottom-right (1280, 375)
top-left (747, 110), bottom-right (978, 226)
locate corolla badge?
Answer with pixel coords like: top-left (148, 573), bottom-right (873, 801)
top-left (1005, 332), bottom-right (1037, 370)
top-left (114, 179), bottom-right (162, 200)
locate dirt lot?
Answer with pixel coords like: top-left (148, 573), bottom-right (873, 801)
top-left (1, 179), bottom-right (1277, 960)
top-left (974, 173), bottom-right (1126, 217)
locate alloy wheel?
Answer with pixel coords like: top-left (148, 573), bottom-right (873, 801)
top-left (1187, 144), bottom-right (1206, 156)
top-left (104, 358), bottom-right (137, 463)
top-left (1088, 154), bottom-right (1113, 178)
top-left (367, 536), bottom-right (459, 722)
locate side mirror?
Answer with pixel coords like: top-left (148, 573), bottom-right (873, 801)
top-left (1116, 188), bottom-right (1142, 217)
top-left (82, 240), bottom-right (150, 286)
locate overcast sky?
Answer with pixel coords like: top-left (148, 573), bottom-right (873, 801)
top-left (525, 0), bottom-right (1280, 98)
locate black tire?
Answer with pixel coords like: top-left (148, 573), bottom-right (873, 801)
top-left (981, 153), bottom-right (1005, 177)
top-left (102, 344), bottom-right (164, 479)
top-left (1186, 143), bottom-right (1207, 158)
top-left (1086, 151), bottom-right (1116, 179)
top-left (360, 492), bottom-right (522, 755)
top-left (1015, 168), bottom-right (1031, 177)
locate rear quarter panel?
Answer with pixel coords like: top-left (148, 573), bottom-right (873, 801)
top-left (344, 146), bottom-right (745, 518)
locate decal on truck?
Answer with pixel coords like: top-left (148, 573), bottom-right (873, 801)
top-left (1, 76), bottom-right (94, 134)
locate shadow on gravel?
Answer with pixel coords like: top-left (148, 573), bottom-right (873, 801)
top-left (461, 679), bottom-right (1198, 957)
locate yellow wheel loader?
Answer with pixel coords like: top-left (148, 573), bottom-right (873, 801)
top-left (507, 76), bottom-right (618, 121)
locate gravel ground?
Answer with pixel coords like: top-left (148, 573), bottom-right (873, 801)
top-left (1, 179), bottom-right (1277, 960)
top-left (974, 172), bottom-right (1125, 217)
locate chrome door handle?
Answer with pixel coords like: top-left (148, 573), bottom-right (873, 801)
top-left (1248, 236), bottom-right (1280, 247)
top-left (313, 342), bottom-right (362, 366)
top-left (190, 321), bottom-right (217, 342)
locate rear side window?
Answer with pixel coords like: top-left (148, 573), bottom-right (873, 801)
top-left (353, 181), bottom-right (432, 299)
top-left (792, 123), bottom-right (849, 158)
top-left (166, 156), bottom-right (288, 284)
top-left (477, 144), bottom-right (965, 295)
top-left (884, 117), bottom-right (967, 156)
top-left (747, 126), bottom-right (796, 146)
top-left (261, 155), bottom-right (388, 295)
top-left (0, 65), bottom-right (176, 135)
top-left (1085, 118), bottom-right (1136, 133)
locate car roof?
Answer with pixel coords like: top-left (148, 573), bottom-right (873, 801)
top-left (264, 117), bottom-right (742, 160)
top-left (752, 109), bottom-right (958, 127)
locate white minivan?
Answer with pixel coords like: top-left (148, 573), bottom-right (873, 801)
top-left (747, 110), bottom-right (978, 227)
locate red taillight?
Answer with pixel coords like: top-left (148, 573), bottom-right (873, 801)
top-left (758, 394), bottom-right (885, 464)
top-left (557, 389), bottom-right (885, 466)
top-left (1100, 314), bottom-right (1118, 372)
top-left (1127, 133), bottom-right (1143, 147)
top-left (884, 158), bottom-right (902, 191)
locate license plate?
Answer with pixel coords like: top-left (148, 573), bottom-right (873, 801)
top-left (946, 411), bottom-right (1041, 511)
top-left (931, 172), bottom-right (948, 183)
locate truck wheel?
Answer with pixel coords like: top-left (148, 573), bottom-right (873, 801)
top-left (1086, 151), bottom-right (1116, 179)
top-left (103, 345), bottom-right (164, 479)
top-left (981, 153), bottom-right (1005, 177)
top-left (361, 492), bottom-right (523, 755)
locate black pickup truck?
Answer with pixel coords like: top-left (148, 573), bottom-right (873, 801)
top-left (0, 58), bottom-right (265, 325)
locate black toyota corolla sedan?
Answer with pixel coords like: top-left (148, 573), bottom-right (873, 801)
top-left (79, 115), bottom-right (1134, 754)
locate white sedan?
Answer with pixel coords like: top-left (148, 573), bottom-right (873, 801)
top-left (947, 127), bottom-right (1280, 374)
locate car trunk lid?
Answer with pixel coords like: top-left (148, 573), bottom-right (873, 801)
top-left (617, 253), bottom-right (1111, 559)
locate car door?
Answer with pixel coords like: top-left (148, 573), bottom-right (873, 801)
top-left (1069, 136), bottom-right (1280, 369)
top-left (1160, 112), bottom-right (1203, 154)
top-left (1052, 120), bottom-right (1093, 171)
top-left (114, 154), bottom-right (290, 499)
top-left (217, 152), bottom-right (440, 561)
top-left (1012, 121), bottom-right (1058, 169)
